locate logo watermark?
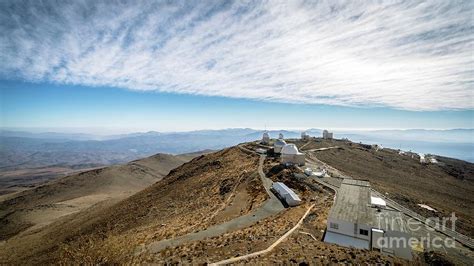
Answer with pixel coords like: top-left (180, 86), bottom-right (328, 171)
top-left (373, 212), bottom-right (458, 250)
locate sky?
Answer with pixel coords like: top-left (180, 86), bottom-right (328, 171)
top-left (1, 1), bottom-right (473, 133)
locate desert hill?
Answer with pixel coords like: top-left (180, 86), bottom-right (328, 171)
top-left (0, 151), bottom-right (207, 241)
top-left (0, 140), bottom-right (472, 264)
top-left (289, 138), bottom-right (474, 237)
top-left (0, 146), bottom-right (270, 264)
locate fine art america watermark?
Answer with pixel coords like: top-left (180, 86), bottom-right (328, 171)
top-left (374, 213), bottom-right (458, 249)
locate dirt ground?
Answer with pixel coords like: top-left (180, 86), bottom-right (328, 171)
top-left (0, 147), bottom-right (266, 264)
top-left (136, 157), bottom-right (411, 265)
top-left (0, 141), bottom-right (471, 265)
top-left (0, 152), bottom-right (204, 243)
top-left (292, 138), bottom-right (474, 237)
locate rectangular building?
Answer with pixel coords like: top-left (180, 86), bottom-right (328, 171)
top-left (324, 179), bottom-right (412, 260)
top-left (271, 182), bottom-right (302, 207)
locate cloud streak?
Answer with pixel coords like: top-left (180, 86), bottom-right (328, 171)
top-left (1, 0), bottom-right (473, 111)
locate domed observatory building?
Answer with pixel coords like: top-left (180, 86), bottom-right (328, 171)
top-left (281, 144), bottom-right (305, 166)
top-left (301, 132), bottom-right (310, 140)
top-left (323, 130), bottom-right (333, 139)
top-left (273, 139), bottom-right (287, 154)
top-left (261, 132), bottom-right (270, 145)
top-left (278, 133), bottom-right (284, 139)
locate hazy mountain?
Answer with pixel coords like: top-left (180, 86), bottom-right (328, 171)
top-left (1, 128), bottom-right (473, 176)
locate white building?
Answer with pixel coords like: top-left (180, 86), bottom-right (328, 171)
top-left (273, 139), bottom-right (287, 154)
top-left (313, 168), bottom-right (327, 178)
top-left (324, 179), bottom-right (412, 260)
top-left (419, 154), bottom-right (427, 164)
top-left (261, 132), bottom-right (270, 145)
top-left (281, 144), bottom-right (305, 166)
top-left (278, 133), bottom-right (284, 139)
top-left (301, 132), bottom-right (310, 140)
top-left (271, 182), bottom-right (301, 206)
top-left (256, 148), bottom-right (267, 154)
top-left (322, 130), bottom-right (333, 139)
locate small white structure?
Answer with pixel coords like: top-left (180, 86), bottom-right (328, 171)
top-left (261, 132), bottom-right (270, 145)
top-left (419, 153), bottom-right (438, 164)
top-left (281, 144), bottom-right (305, 166)
top-left (373, 144), bottom-right (382, 151)
top-left (313, 169), bottom-right (327, 178)
top-left (322, 130), bottom-right (333, 139)
top-left (271, 182), bottom-right (301, 206)
top-left (278, 133), bottom-right (284, 139)
top-left (256, 148), bottom-right (267, 154)
top-left (419, 154), bottom-right (427, 164)
top-left (304, 167), bottom-right (313, 176)
top-left (324, 179), bottom-right (412, 260)
top-left (273, 139), bottom-right (287, 154)
top-left (370, 196), bottom-right (387, 208)
top-left (301, 132), bottom-right (310, 140)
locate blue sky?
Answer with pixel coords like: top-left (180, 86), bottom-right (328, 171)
top-left (1, 80), bottom-right (472, 133)
top-left (0, 1), bottom-right (473, 133)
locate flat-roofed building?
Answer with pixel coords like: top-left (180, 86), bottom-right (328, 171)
top-left (324, 179), bottom-right (412, 260)
top-left (271, 182), bottom-right (301, 206)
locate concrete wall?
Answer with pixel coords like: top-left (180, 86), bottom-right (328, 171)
top-left (281, 154), bottom-right (305, 166)
top-left (274, 146), bottom-right (283, 153)
top-left (326, 218), bottom-right (412, 260)
top-left (326, 217), bottom-right (369, 249)
top-left (283, 193), bottom-right (301, 206)
top-left (382, 230), bottom-right (413, 260)
top-left (327, 218), bottom-right (371, 240)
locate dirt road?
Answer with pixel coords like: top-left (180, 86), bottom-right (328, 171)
top-left (144, 155), bottom-right (284, 254)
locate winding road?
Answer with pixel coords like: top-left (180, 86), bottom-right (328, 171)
top-left (144, 154), bottom-right (284, 254)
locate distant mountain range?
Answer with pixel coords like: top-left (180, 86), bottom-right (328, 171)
top-left (1, 128), bottom-right (473, 173)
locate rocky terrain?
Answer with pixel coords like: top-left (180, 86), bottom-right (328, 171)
top-left (0, 139), bottom-right (472, 265)
top-left (291, 138), bottom-right (474, 237)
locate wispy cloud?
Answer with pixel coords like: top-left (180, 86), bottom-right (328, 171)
top-left (1, 0), bottom-right (472, 111)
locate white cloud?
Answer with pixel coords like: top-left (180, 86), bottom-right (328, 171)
top-left (0, 0), bottom-right (472, 111)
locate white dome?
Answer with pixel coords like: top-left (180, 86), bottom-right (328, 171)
top-left (281, 144), bottom-right (299, 155)
top-left (274, 139), bottom-right (286, 147)
top-left (263, 132), bottom-right (269, 138)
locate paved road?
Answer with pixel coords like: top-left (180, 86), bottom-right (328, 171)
top-left (302, 146), bottom-right (340, 152)
top-left (145, 154), bottom-right (284, 254)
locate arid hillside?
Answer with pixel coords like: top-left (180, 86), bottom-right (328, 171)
top-left (0, 152), bottom-right (204, 241)
top-left (0, 147), bottom-right (267, 264)
top-left (0, 141), bottom-right (472, 265)
top-left (291, 138), bottom-right (474, 237)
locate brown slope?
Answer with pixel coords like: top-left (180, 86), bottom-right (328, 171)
top-left (0, 152), bottom-right (203, 241)
top-left (303, 139), bottom-right (474, 237)
top-left (0, 147), bottom-right (266, 264)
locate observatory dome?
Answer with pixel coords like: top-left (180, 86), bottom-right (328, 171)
top-left (281, 144), bottom-right (300, 155)
top-left (274, 139), bottom-right (286, 147)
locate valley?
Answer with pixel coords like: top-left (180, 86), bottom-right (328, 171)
top-left (0, 138), bottom-right (473, 265)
